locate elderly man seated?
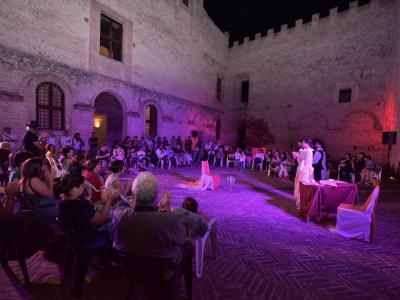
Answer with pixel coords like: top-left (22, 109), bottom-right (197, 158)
top-left (111, 172), bottom-right (192, 299)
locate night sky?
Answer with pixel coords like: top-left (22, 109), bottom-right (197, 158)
top-left (203, 0), bottom-right (370, 45)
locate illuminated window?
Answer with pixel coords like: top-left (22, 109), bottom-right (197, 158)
top-left (36, 82), bottom-right (65, 130)
top-left (100, 14), bottom-right (123, 62)
top-left (145, 105), bottom-right (157, 136)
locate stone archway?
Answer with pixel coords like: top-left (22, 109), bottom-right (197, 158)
top-left (94, 92), bottom-right (124, 145)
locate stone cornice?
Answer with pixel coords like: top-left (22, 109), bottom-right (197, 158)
top-left (0, 90), bottom-right (23, 102)
top-left (0, 44), bottom-right (224, 115)
top-left (73, 103), bottom-right (94, 112)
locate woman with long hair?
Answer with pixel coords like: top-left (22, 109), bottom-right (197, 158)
top-left (21, 157), bottom-right (56, 218)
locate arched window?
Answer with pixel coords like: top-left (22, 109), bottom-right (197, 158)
top-left (216, 119), bottom-right (221, 140)
top-left (145, 105), bottom-right (157, 136)
top-left (36, 82), bottom-right (65, 130)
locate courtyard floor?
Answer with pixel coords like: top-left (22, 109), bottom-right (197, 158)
top-left (1, 164), bottom-right (400, 300)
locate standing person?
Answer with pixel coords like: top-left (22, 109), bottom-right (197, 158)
top-left (60, 130), bottom-right (73, 149)
top-left (312, 139), bottom-right (327, 181)
top-left (1, 126), bottom-right (18, 151)
top-left (88, 132), bottom-right (99, 156)
top-left (239, 151), bottom-right (246, 169)
top-left (72, 132), bottom-right (85, 152)
top-left (23, 121), bottom-right (44, 157)
top-left (293, 139), bottom-right (314, 208)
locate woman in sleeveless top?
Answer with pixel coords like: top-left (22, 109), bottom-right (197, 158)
top-left (21, 157), bottom-right (56, 219)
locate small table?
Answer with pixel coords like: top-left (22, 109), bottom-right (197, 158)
top-left (300, 181), bottom-right (358, 222)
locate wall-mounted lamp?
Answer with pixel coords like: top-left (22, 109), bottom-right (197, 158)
top-left (94, 118), bottom-right (101, 128)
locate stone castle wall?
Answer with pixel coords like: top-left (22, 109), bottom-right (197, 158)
top-left (0, 0), bottom-right (226, 144)
top-left (225, 0), bottom-right (397, 165)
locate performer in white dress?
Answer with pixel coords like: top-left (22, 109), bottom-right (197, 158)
top-left (293, 139), bottom-right (315, 208)
top-left (293, 140), bottom-right (303, 204)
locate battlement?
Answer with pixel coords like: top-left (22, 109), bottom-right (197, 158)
top-left (230, 0), bottom-right (379, 49)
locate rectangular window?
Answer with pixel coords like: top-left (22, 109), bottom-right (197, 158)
top-left (241, 80), bottom-right (249, 103)
top-left (100, 14), bottom-right (123, 62)
top-left (216, 78), bottom-right (222, 100)
top-left (339, 88), bottom-right (352, 103)
top-left (182, 0), bottom-right (189, 6)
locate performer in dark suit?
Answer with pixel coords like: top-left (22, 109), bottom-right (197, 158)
top-left (312, 139), bottom-right (327, 181)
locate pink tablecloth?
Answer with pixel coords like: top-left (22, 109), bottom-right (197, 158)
top-left (300, 182), bottom-right (358, 222)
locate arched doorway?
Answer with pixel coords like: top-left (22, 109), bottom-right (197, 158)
top-left (94, 92), bottom-right (124, 145)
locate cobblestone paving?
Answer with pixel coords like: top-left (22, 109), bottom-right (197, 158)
top-left (1, 165), bottom-right (400, 299)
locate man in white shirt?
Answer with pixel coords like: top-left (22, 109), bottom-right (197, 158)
top-left (60, 130), bottom-right (72, 148)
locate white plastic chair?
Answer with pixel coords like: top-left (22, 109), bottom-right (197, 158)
top-left (226, 155), bottom-right (235, 168)
top-left (251, 158), bottom-right (264, 171)
top-left (157, 157), bottom-right (171, 169)
top-left (213, 156), bottom-right (224, 167)
top-left (195, 218), bottom-right (217, 278)
top-left (335, 185), bottom-right (380, 242)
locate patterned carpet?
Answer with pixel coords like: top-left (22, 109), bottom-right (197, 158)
top-left (1, 165), bottom-right (400, 300)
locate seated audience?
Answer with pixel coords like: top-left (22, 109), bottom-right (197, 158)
top-left (214, 148), bottom-right (224, 166)
top-left (112, 144), bottom-right (125, 161)
top-left (105, 160), bottom-right (125, 196)
top-left (112, 172), bottom-right (190, 294)
top-left (268, 152), bottom-right (281, 176)
top-left (45, 143), bottom-right (63, 178)
top-left (21, 157), bottom-right (56, 219)
top-left (59, 147), bottom-right (73, 173)
top-left (338, 153), bottom-right (354, 183)
top-left (354, 152), bottom-right (365, 183)
top-left (56, 174), bottom-right (115, 253)
top-left (0, 146), bottom-right (11, 185)
top-left (9, 151), bottom-right (32, 183)
top-left (360, 156), bottom-right (380, 185)
top-left (83, 159), bottom-right (104, 204)
top-left (68, 153), bottom-right (85, 176)
top-left (253, 149), bottom-right (265, 167)
top-left (172, 196), bottom-right (208, 240)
